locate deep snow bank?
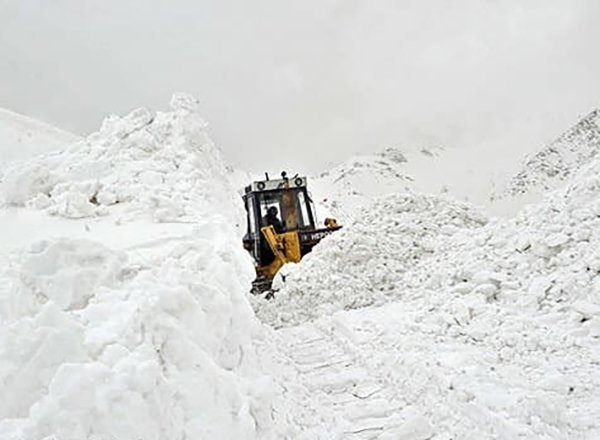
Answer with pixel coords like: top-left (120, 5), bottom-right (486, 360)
top-left (1, 94), bottom-right (241, 224)
top-left (383, 152), bottom-right (600, 438)
top-left (257, 145), bottom-right (600, 437)
top-left (0, 96), bottom-right (282, 439)
top-left (255, 193), bottom-right (487, 327)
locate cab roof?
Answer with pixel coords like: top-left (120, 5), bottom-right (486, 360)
top-left (244, 176), bottom-right (308, 193)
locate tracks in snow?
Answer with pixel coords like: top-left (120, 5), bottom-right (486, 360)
top-left (275, 313), bottom-right (433, 440)
top-left (266, 300), bottom-right (597, 440)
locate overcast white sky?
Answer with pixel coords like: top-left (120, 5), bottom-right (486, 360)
top-left (1, 0), bottom-right (599, 173)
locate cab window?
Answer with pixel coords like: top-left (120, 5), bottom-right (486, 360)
top-left (296, 191), bottom-right (312, 229)
top-left (246, 197), bottom-right (257, 234)
top-left (258, 192), bottom-right (283, 227)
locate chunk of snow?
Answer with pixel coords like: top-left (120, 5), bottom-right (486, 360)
top-left (545, 232), bottom-right (570, 248)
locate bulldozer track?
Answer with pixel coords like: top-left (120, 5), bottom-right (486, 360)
top-left (277, 318), bottom-right (409, 439)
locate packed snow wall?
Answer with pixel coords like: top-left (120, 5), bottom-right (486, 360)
top-left (1, 94), bottom-right (242, 224)
top-left (0, 95), bottom-right (283, 439)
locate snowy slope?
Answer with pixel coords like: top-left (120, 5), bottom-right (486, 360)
top-left (1, 96), bottom-right (243, 224)
top-left (310, 147), bottom-right (443, 222)
top-left (311, 141), bottom-right (525, 223)
top-left (0, 107), bottom-right (79, 168)
top-left (499, 108), bottom-right (600, 204)
top-left (254, 135), bottom-right (600, 437)
top-left (0, 95), bottom-right (285, 440)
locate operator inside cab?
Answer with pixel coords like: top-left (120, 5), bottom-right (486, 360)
top-left (263, 206), bottom-right (284, 233)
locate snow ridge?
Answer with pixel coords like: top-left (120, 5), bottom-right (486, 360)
top-left (1, 94), bottom-right (242, 225)
top-left (311, 146), bottom-right (441, 222)
top-left (0, 107), bottom-right (79, 168)
top-left (504, 108), bottom-right (600, 198)
top-left (0, 95), bottom-right (283, 440)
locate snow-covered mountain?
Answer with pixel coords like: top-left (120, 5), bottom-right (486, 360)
top-left (313, 110), bottom-right (600, 222)
top-left (499, 108), bottom-right (600, 203)
top-left (0, 107), bottom-right (80, 168)
top-left (310, 146), bottom-right (444, 222)
top-left (310, 139), bottom-right (528, 223)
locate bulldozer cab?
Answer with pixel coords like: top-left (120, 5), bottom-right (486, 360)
top-left (242, 172), bottom-right (341, 293)
top-left (243, 174), bottom-right (316, 265)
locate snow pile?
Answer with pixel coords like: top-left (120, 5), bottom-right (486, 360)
top-left (0, 107), bottom-right (80, 170)
top-left (0, 236), bottom-right (273, 439)
top-left (255, 193), bottom-right (487, 326)
top-left (502, 108), bottom-right (600, 201)
top-left (1, 94), bottom-right (240, 224)
top-left (258, 147), bottom-right (600, 437)
top-left (0, 96), bottom-right (283, 439)
top-left (380, 157), bottom-right (600, 438)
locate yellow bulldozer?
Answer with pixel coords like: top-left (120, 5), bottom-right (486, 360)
top-left (242, 172), bottom-right (341, 293)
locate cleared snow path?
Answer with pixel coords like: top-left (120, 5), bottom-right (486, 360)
top-left (264, 304), bottom-right (444, 440)
top-left (261, 300), bottom-right (597, 439)
top-left (278, 321), bottom-right (409, 439)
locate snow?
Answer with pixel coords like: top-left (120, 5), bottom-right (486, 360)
top-left (0, 107), bottom-right (79, 170)
top-left (1, 94), bottom-right (242, 226)
top-left (0, 95), bottom-right (284, 440)
top-left (252, 126), bottom-right (600, 437)
top-left (310, 139), bottom-right (539, 224)
top-left (498, 108), bottom-right (600, 204)
top-left (310, 147), bottom-right (417, 222)
top-left (1, 96), bottom-right (600, 439)
top-left (255, 193), bottom-right (487, 327)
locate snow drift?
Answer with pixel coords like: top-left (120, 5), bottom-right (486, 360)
top-left (256, 193), bottom-right (487, 327)
top-left (384, 151), bottom-right (600, 438)
top-left (0, 96), bottom-right (282, 440)
top-left (255, 133), bottom-right (600, 437)
top-left (1, 94), bottom-right (241, 225)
